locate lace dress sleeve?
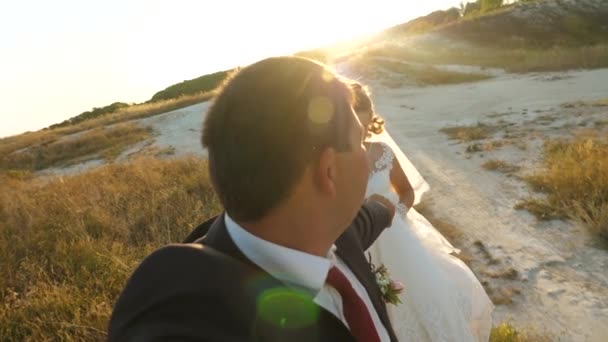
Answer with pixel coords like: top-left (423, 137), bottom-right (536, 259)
top-left (370, 142), bottom-right (410, 217)
top-left (372, 142), bottom-right (395, 174)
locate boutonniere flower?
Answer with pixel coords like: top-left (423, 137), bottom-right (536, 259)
top-left (368, 255), bottom-right (404, 305)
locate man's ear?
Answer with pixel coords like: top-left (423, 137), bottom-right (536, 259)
top-left (314, 147), bottom-right (337, 198)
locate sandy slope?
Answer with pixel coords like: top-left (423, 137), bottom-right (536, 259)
top-left (136, 102), bottom-right (211, 157)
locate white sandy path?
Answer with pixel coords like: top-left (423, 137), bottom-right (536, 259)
top-left (138, 101), bottom-right (212, 157)
top-left (135, 68), bottom-right (608, 341)
top-left (36, 102), bottom-right (212, 177)
top-left (369, 69), bottom-right (608, 342)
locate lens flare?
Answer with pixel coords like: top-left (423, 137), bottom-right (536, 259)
top-left (321, 69), bottom-right (334, 82)
top-left (308, 96), bottom-right (334, 125)
top-left (256, 287), bottom-right (320, 329)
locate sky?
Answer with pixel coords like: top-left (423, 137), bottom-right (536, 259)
top-left (0, 0), bottom-right (460, 138)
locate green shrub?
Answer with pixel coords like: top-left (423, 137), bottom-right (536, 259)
top-left (150, 69), bottom-right (234, 102)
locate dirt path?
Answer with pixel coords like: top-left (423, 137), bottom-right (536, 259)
top-left (370, 68), bottom-right (608, 341)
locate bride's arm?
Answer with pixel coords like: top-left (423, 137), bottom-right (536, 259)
top-left (368, 141), bottom-right (415, 209)
top-left (389, 153), bottom-right (415, 210)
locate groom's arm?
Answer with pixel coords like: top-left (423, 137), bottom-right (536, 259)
top-left (351, 198), bottom-right (395, 250)
top-left (108, 244), bottom-right (253, 341)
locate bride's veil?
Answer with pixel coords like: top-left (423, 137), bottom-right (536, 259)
top-left (370, 128), bottom-right (459, 255)
top-left (369, 129), bottom-right (429, 206)
top-left (369, 128), bottom-right (493, 341)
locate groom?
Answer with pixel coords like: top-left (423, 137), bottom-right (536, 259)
top-left (108, 56), bottom-right (398, 341)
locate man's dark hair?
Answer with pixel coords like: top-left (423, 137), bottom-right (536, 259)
top-left (202, 56), bottom-right (355, 222)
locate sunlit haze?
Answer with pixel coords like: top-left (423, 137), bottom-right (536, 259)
top-left (0, 0), bottom-right (459, 138)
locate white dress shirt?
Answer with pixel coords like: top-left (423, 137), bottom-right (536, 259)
top-left (224, 213), bottom-right (390, 341)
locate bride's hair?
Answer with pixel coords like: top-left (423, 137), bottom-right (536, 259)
top-left (350, 83), bottom-right (384, 135)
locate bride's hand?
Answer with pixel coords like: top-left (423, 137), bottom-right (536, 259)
top-left (367, 194), bottom-right (396, 221)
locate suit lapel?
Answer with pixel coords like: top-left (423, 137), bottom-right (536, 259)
top-left (335, 229), bottom-right (397, 341)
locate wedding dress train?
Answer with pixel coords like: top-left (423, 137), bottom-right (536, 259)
top-left (366, 131), bottom-right (494, 342)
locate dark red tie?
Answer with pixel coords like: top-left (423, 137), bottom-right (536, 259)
top-left (326, 266), bottom-right (381, 342)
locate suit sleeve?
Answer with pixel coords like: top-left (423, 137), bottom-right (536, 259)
top-left (107, 244), bottom-right (333, 342)
top-left (107, 244), bottom-right (254, 342)
top-left (350, 200), bottom-right (392, 250)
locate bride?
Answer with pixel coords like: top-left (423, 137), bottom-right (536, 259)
top-left (350, 83), bottom-right (494, 342)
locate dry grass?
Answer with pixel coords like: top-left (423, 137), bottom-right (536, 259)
top-left (562, 97), bottom-right (608, 108)
top-left (515, 198), bottom-right (562, 221)
top-left (518, 134), bottom-right (608, 239)
top-left (129, 145), bottom-right (176, 158)
top-left (483, 139), bottom-right (508, 151)
top-left (440, 122), bottom-right (498, 142)
top-left (97, 91), bottom-right (214, 126)
top-left (486, 286), bottom-right (521, 306)
top-left (367, 43), bottom-right (608, 73)
top-left (472, 240), bottom-right (499, 266)
top-left (346, 57), bottom-right (492, 86)
top-left (465, 139), bottom-right (510, 154)
top-left (482, 268), bottom-right (519, 280)
top-left (413, 65), bottom-right (492, 85)
top-left (480, 44), bottom-right (608, 73)
top-left (0, 157), bottom-right (221, 340)
top-left (592, 98), bottom-right (608, 107)
top-left (54, 90), bottom-right (214, 136)
top-left (532, 114), bottom-right (558, 126)
top-left (372, 59), bottom-right (492, 85)
top-left (594, 120), bottom-right (608, 128)
top-left (0, 123), bottom-right (153, 171)
top-left (466, 143), bottom-right (484, 153)
top-left (482, 159), bottom-right (521, 173)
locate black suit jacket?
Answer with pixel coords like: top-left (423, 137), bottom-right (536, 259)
top-left (108, 201), bottom-right (397, 341)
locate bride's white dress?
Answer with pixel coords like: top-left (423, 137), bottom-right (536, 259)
top-left (365, 133), bottom-right (494, 342)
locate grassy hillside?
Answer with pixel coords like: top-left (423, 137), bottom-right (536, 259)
top-left (365, 42), bottom-right (608, 72)
top-left (359, 0), bottom-right (608, 73)
top-left (0, 157), bottom-right (221, 340)
top-left (49, 102), bottom-right (130, 129)
top-left (384, 7), bottom-right (461, 36)
top-left (49, 70), bottom-right (231, 131)
top-left (149, 69), bottom-right (234, 102)
top-left (383, 0), bottom-right (608, 48)
top-left (438, 0), bottom-right (608, 48)
top-left (0, 123), bottom-right (152, 171)
top-left (0, 91), bottom-right (215, 172)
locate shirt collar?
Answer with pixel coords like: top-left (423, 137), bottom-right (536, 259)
top-left (224, 213), bottom-right (335, 294)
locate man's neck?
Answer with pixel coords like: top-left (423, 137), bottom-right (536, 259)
top-left (235, 204), bottom-right (339, 257)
